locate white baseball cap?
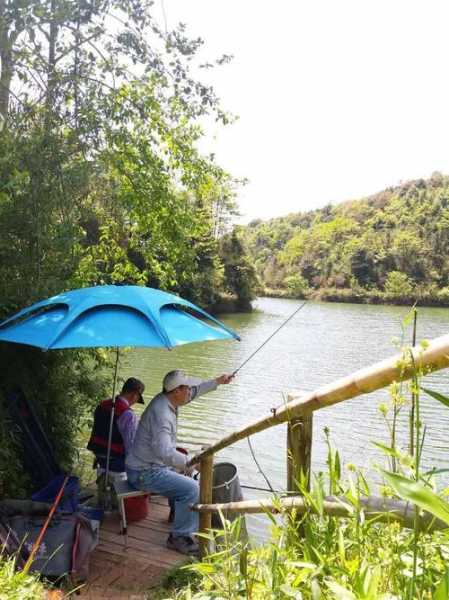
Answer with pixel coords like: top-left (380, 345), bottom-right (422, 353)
top-left (163, 370), bottom-right (201, 393)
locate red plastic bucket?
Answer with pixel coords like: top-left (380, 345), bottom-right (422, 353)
top-left (124, 494), bottom-right (150, 522)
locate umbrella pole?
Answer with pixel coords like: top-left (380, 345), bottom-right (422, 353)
top-left (104, 347), bottom-right (120, 509)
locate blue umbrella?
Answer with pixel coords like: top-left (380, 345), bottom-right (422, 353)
top-left (0, 284), bottom-right (240, 349)
top-left (0, 285), bottom-right (240, 489)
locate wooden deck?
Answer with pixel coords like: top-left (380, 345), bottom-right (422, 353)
top-left (78, 497), bottom-right (187, 599)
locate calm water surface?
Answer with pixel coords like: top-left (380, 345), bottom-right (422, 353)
top-left (120, 298), bottom-right (449, 535)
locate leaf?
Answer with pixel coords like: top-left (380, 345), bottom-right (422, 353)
top-left (335, 450), bottom-right (341, 482)
top-left (311, 579), bottom-right (323, 600)
top-left (338, 527), bottom-right (346, 566)
top-left (433, 567), bottom-right (449, 600)
top-left (280, 584), bottom-right (303, 599)
top-left (364, 566), bottom-right (381, 599)
top-left (422, 387), bottom-right (449, 409)
top-left (402, 306), bottom-right (417, 329)
top-left (381, 470), bottom-right (449, 526)
top-left (325, 580), bottom-right (357, 600)
top-left (373, 441), bottom-right (402, 459)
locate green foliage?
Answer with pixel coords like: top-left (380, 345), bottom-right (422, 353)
top-left (0, 1), bottom-right (257, 495)
top-left (219, 229), bottom-right (259, 310)
top-left (384, 271), bottom-right (414, 298)
top-left (283, 274), bottom-right (310, 297)
top-left (0, 555), bottom-right (45, 599)
top-left (240, 174), bottom-right (449, 306)
top-left (169, 461), bottom-right (448, 599)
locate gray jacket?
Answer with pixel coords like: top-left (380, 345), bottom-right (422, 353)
top-left (125, 379), bottom-right (217, 471)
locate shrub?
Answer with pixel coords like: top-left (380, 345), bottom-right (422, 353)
top-left (437, 286), bottom-right (449, 305)
top-left (384, 271), bottom-right (413, 297)
top-left (282, 274), bottom-right (309, 297)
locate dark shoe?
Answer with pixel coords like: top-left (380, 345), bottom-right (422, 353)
top-left (167, 534), bottom-right (199, 555)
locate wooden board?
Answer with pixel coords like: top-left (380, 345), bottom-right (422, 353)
top-left (78, 500), bottom-right (186, 599)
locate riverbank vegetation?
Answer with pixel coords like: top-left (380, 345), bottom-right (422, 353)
top-left (240, 173), bottom-right (449, 306)
top-left (0, 1), bottom-right (257, 497)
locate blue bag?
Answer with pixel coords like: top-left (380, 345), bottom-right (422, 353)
top-left (32, 475), bottom-right (80, 513)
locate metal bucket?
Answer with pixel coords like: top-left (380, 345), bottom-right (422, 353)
top-left (211, 462), bottom-right (244, 529)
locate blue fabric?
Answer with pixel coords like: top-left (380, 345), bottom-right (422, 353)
top-left (32, 474), bottom-right (80, 513)
top-left (0, 285), bottom-right (240, 350)
top-left (127, 467), bottom-right (199, 537)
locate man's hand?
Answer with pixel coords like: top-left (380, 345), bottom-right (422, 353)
top-left (184, 463), bottom-right (199, 477)
top-left (216, 373), bottom-right (234, 385)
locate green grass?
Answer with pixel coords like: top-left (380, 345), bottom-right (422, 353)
top-left (0, 555), bottom-right (46, 599)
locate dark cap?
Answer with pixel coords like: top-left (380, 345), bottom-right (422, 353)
top-left (121, 377), bottom-right (145, 404)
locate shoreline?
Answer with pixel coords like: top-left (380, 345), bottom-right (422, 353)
top-left (262, 287), bottom-right (449, 309)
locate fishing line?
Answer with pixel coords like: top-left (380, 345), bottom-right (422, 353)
top-left (233, 300), bottom-right (308, 494)
top-left (247, 436), bottom-right (275, 493)
top-left (232, 300), bottom-right (308, 377)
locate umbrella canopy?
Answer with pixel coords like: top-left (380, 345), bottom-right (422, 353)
top-left (0, 285), bottom-right (240, 350)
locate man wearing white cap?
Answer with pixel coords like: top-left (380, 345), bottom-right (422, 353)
top-left (126, 369), bottom-right (233, 555)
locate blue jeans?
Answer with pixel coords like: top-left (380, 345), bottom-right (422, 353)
top-left (127, 466), bottom-right (199, 537)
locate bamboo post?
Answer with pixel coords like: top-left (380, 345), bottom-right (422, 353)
top-left (287, 413), bottom-right (313, 492)
top-left (198, 454), bottom-right (214, 558)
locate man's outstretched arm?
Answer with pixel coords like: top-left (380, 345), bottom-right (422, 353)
top-left (189, 373), bottom-right (234, 402)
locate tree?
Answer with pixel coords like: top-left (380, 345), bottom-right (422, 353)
top-left (220, 229), bottom-right (259, 310)
top-left (283, 274), bottom-right (309, 297)
top-left (0, 1), bottom-right (241, 494)
top-left (384, 271), bottom-right (413, 298)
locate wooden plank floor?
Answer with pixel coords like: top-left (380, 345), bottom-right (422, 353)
top-left (78, 497), bottom-right (187, 600)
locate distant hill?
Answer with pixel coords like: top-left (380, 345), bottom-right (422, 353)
top-left (238, 172), bottom-right (449, 306)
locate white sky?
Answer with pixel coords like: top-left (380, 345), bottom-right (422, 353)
top-left (159, 0), bottom-right (449, 222)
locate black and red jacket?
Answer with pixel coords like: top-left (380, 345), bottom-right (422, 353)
top-left (87, 397), bottom-right (129, 472)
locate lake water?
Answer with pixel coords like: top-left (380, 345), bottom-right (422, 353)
top-left (120, 297), bottom-right (449, 535)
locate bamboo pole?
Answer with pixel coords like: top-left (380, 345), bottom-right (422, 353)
top-left (188, 333), bottom-right (449, 465)
top-left (287, 414), bottom-right (313, 492)
top-left (193, 495), bottom-right (447, 532)
top-left (198, 454), bottom-right (214, 558)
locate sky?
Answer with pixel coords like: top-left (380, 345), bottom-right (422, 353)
top-left (157, 1), bottom-right (449, 222)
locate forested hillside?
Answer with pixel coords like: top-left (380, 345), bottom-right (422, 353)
top-left (240, 173), bottom-right (449, 306)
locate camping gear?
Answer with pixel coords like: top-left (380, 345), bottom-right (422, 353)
top-left (78, 506), bottom-right (103, 543)
top-left (9, 512), bottom-right (97, 580)
top-left (0, 516), bottom-right (24, 565)
top-left (0, 499), bottom-right (52, 518)
top-left (0, 285), bottom-right (240, 491)
top-left (3, 388), bottom-right (61, 489)
top-left (211, 462), bottom-right (245, 528)
top-left (32, 474), bottom-right (80, 513)
top-left (4, 474), bottom-right (96, 580)
top-left (23, 475), bottom-right (69, 574)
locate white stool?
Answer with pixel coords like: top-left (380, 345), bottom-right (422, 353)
top-left (113, 479), bottom-right (148, 547)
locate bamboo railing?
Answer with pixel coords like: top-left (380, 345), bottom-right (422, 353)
top-left (188, 332), bottom-right (449, 557)
top-left (193, 495), bottom-right (447, 532)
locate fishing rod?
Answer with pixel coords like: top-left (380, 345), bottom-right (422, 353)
top-left (232, 300), bottom-right (308, 377)
top-left (230, 299), bottom-right (308, 493)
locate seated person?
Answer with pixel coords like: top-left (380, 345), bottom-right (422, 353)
top-left (87, 377), bottom-right (145, 475)
top-left (126, 369), bottom-right (233, 555)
